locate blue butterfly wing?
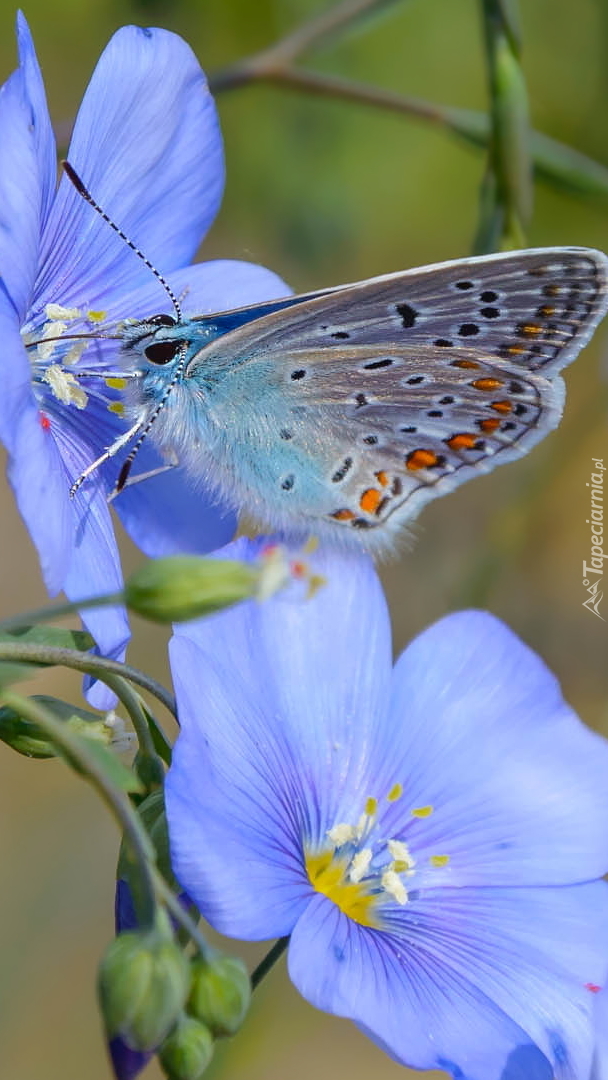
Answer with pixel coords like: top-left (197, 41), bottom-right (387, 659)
top-left (168, 248), bottom-right (608, 547)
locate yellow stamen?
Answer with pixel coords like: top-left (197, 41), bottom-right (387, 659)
top-left (429, 854), bottom-right (450, 868)
top-left (306, 850), bottom-right (380, 927)
top-left (411, 805), bottom-right (434, 818)
top-left (387, 783), bottom-right (403, 802)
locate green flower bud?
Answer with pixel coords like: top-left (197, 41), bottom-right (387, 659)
top-left (159, 1015), bottom-right (214, 1080)
top-left (123, 556), bottom-right (258, 623)
top-left (188, 956), bottom-right (251, 1037)
top-left (0, 695), bottom-right (110, 759)
top-left (98, 930), bottom-right (190, 1051)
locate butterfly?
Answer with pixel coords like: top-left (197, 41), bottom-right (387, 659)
top-left (77, 244), bottom-right (603, 553)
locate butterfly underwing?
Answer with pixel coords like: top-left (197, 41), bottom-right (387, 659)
top-left (111, 246), bottom-right (608, 553)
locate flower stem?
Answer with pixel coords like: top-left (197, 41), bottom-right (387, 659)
top-left (251, 937), bottom-right (289, 990)
top-left (0, 592), bottom-right (124, 632)
top-left (0, 689), bottom-right (158, 927)
top-left (0, 641), bottom-right (176, 717)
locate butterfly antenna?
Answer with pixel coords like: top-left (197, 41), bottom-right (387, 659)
top-left (61, 160), bottom-right (182, 321)
top-left (114, 354), bottom-right (188, 494)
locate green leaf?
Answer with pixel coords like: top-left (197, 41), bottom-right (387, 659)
top-left (0, 694), bottom-right (106, 757)
top-left (0, 624), bottom-right (94, 655)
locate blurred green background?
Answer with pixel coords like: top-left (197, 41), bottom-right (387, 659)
top-left (0, 1), bottom-right (607, 1078)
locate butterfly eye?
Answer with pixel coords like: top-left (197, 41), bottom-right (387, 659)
top-left (147, 313), bottom-right (177, 327)
top-left (144, 340), bottom-right (183, 364)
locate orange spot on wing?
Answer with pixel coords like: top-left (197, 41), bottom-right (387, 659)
top-left (519, 323), bottom-right (542, 337)
top-left (332, 509), bottom-right (356, 521)
top-left (446, 433), bottom-right (478, 451)
top-left (471, 378), bottom-right (504, 391)
top-left (375, 470), bottom-right (389, 487)
top-left (537, 304), bottom-right (555, 317)
top-left (491, 400), bottom-right (513, 414)
top-left (451, 359), bottom-right (481, 370)
top-left (506, 344), bottom-right (526, 356)
top-left (478, 417), bottom-right (501, 434)
top-left (359, 488), bottom-right (382, 513)
top-left (406, 449), bottom-right (439, 471)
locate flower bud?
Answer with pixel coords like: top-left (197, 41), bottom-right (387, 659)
top-left (124, 557), bottom-right (257, 623)
top-left (98, 930), bottom-right (190, 1051)
top-left (159, 1015), bottom-right (214, 1080)
top-left (188, 956), bottom-right (251, 1037)
top-left (0, 695), bottom-right (110, 758)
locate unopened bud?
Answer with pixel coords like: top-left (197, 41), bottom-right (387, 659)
top-left (98, 929), bottom-right (189, 1051)
top-left (124, 557), bottom-right (257, 623)
top-left (188, 956), bottom-right (250, 1037)
top-left (0, 695), bottom-right (111, 759)
top-left (159, 1015), bottom-right (214, 1080)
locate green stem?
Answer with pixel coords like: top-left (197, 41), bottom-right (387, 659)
top-left (102, 673), bottom-right (158, 759)
top-left (0, 690), bottom-right (158, 927)
top-left (210, 0), bottom-right (401, 89)
top-left (0, 641), bottom-right (176, 718)
top-left (155, 877), bottom-right (211, 960)
top-left (478, 0), bottom-right (531, 250)
top-left (210, 62), bottom-right (608, 198)
top-left (0, 592), bottom-right (124, 633)
top-left (251, 937), bottom-right (289, 989)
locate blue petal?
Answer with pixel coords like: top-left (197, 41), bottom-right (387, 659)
top-left (46, 401), bottom-right (129, 706)
top-left (289, 883), bottom-right (607, 1079)
top-left (592, 989), bottom-right (608, 1080)
top-left (74, 257), bottom-right (292, 330)
top-left (112, 445), bottom-right (236, 559)
top-left (0, 15), bottom-right (55, 320)
top-left (166, 541), bottom-right (391, 938)
top-left (0, 310), bottom-right (74, 593)
top-left (16, 14), bottom-right (56, 227)
top-left (381, 610), bottom-right (608, 887)
top-left (34, 26), bottom-right (223, 316)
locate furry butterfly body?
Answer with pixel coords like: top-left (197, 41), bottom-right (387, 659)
top-left (114, 246), bottom-right (608, 552)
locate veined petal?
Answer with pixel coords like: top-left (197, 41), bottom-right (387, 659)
top-left (289, 884), bottom-right (607, 1079)
top-left (16, 13), bottom-right (56, 227)
top-left (166, 541), bottom-right (392, 937)
top-left (0, 15), bottom-right (55, 319)
top-left (167, 634), bottom-right (313, 939)
top-left (167, 260), bottom-right (293, 317)
top-left (47, 403), bottom-right (129, 706)
top-left (71, 258), bottom-right (292, 333)
top-left (378, 611), bottom-right (608, 888)
top-left (35, 26), bottom-right (223, 315)
top-left (0, 309), bottom-right (73, 592)
top-left (592, 990), bottom-right (608, 1080)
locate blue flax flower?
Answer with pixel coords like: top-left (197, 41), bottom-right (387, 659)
top-left (166, 540), bottom-right (608, 1080)
top-left (0, 16), bottom-right (288, 697)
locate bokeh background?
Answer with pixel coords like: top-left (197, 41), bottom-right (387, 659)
top-left (0, 1), bottom-right (607, 1078)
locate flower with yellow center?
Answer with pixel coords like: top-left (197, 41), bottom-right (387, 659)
top-left (167, 540), bottom-right (608, 1080)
